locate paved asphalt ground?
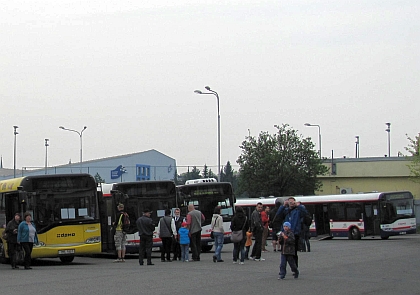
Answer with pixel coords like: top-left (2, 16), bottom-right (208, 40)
top-left (2, 235), bottom-right (420, 295)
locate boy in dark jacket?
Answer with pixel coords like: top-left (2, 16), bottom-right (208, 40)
top-left (278, 222), bottom-right (299, 280)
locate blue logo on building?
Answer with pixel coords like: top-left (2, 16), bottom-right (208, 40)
top-left (111, 165), bottom-right (125, 179)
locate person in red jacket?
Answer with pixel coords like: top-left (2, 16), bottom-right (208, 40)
top-left (261, 206), bottom-right (270, 252)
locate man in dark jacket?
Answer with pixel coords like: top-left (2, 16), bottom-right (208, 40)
top-left (276, 197), bottom-right (308, 267)
top-left (5, 213), bottom-right (21, 269)
top-left (269, 198), bottom-right (283, 252)
top-left (250, 202), bottom-right (264, 261)
top-left (136, 209), bottom-right (155, 266)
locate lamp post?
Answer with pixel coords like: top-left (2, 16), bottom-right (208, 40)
top-left (194, 86), bottom-right (221, 182)
top-left (45, 138), bottom-right (49, 174)
top-left (13, 126), bottom-right (19, 178)
top-left (355, 136), bottom-right (359, 158)
top-left (59, 126), bottom-right (87, 173)
top-left (385, 123), bottom-right (391, 157)
top-left (304, 123), bottom-right (321, 158)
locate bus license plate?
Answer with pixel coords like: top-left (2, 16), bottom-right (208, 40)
top-left (152, 247), bottom-right (160, 251)
top-left (399, 232), bottom-right (406, 235)
top-left (59, 249), bottom-right (75, 255)
top-left (208, 242), bottom-right (214, 245)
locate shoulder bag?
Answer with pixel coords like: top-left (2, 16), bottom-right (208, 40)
top-left (231, 217), bottom-right (247, 243)
top-left (210, 216), bottom-right (219, 239)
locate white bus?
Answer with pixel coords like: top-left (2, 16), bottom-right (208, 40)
top-left (235, 191), bottom-right (416, 240)
top-left (297, 191), bottom-right (416, 239)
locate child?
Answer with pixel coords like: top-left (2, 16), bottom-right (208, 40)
top-left (278, 222), bottom-right (299, 280)
top-left (178, 222), bottom-right (190, 262)
top-left (244, 228), bottom-right (253, 260)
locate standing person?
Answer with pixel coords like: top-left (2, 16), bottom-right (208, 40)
top-left (178, 222), bottom-right (190, 262)
top-left (186, 204), bottom-right (205, 262)
top-left (269, 198), bottom-right (283, 252)
top-left (136, 209), bottom-right (155, 266)
top-left (113, 203), bottom-right (128, 262)
top-left (211, 206), bottom-right (224, 263)
top-left (244, 229), bottom-right (253, 260)
top-left (5, 213), bottom-right (21, 269)
top-left (157, 209), bottom-right (177, 262)
top-left (250, 202), bottom-right (264, 261)
top-left (17, 212), bottom-right (38, 270)
top-left (172, 208), bottom-right (185, 261)
top-left (230, 206), bottom-right (248, 265)
top-left (278, 222), bottom-right (299, 280)
top-left (276, 197), bottom-right (307, 267)
top-left (261, 206), bottom-right (270, 252)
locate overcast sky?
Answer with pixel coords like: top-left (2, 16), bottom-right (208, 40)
top-left (1, 0), bottom-right (419, 174)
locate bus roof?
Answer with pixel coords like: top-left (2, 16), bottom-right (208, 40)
top-left (294, 191), bottom-right (413, 204)
top-left (185, 178), bottom-right (217, 185)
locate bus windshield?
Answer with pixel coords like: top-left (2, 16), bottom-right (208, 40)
top-left (381, 198), bottom-right (414, 224)
top-left (23, 176), bottom-right (99, 233)
top-left (178, 183), bottom-right (234, 225)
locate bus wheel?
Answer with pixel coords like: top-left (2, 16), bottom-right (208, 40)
top-left (59, 256), bottom-right (75, 264)
top-left (201, 245), bottom-right (213, 252)
top-left (349, 227), bottom-right (361, 240)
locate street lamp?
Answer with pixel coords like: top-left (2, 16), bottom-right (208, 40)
top-left (45, 139), bottom-right (49, 174)
top-left (385, 123), bottom-right (391, 157)
top-left (304, 123), bottom-right (321, 158)
top-left (59, 126), bottom-right (87, 173)
top-left (194, 86), bottom-right (221, 182)
top-left (13, 126), bottom-right (19, 178)
top-left (355, 136), bottom-right (359, 158)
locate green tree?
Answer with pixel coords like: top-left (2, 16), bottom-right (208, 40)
top-left (404, 133), bottom-right (420, 182)
top-left (94, 173), bottom-right (105, 184)
top-left (202, 164), bottom-right (209, 178)
top-left (236, 124), bottom-right (328, 197)
top-left (221, 161), bottom-right (239, 193)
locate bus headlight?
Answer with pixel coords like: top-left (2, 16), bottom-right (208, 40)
top-left (85, 236), bottom-right (101, 244)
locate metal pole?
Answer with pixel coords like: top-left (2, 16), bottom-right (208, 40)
top-left (194, 87), bottom-right (221, 182)
top-left (45, 138), bottom-right (49, 174)
top-left (59, 126), bottom-right (87, 173)
top-left (385, 123), bottom-right (391, 157)
top-left (13, 126), bottom-right (19, 178)
top-left (304, 123), bottom-right (321, 158)
top-left (318, 125), bottom-right (321, 158)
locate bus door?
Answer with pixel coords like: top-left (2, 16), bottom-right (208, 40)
top-left (363, 203), bottom-right (380, 236)
top-left (314, 204), bottom-right (329, 236)
top-left (98, 193), bottom-right (115, 253)
top-left (4, 192), bottom-right (22, 221)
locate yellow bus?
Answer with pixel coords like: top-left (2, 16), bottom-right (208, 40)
top-left (0, 174), bottom-right (101, 264)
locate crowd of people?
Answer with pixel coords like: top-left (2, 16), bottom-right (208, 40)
top-left (113, 196), bottom-right (311, 280)
top-left (1, 197), bottom-right (311, 278)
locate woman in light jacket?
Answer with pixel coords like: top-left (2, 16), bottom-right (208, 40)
top-left (17, 212), bottom-right (38, 270)
top-left (211, 206), bottom-right (224, 263)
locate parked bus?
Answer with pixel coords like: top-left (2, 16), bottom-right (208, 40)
top-left (0, 174), bottom-right (101, 264)
top-left (234, 198), bottom-right (279, 220)
top-left (297, 191), bottom-right (416, 239)
top-left (98, 181), bottom-right (178, 254)
top-left (177, 181), bottom-right (235, 252)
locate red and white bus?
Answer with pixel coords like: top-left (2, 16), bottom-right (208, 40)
top-left (98, 181), bottom-right (178, 253)
top-left (297, 191), bottom-right (416, 239)
top-left (235, 191), bottom-right (416, 240)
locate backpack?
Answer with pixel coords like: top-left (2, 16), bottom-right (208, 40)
top-left (303, 212), bottom-right (312, 227)
top-left (119, 212), bottom-right (131, 233)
